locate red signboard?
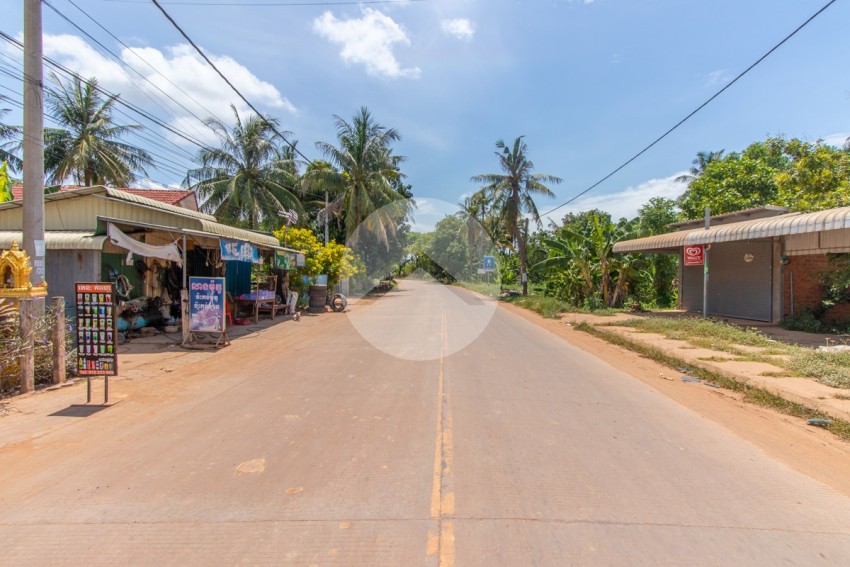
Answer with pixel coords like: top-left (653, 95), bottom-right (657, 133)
top-left (684, 245), bottom-right (704, 266)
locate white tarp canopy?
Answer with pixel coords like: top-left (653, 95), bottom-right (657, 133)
top-left (107, 223), bottom-right (183, 265)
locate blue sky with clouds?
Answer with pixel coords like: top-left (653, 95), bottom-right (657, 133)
top-left (2, 0), bottom-right (849, 228)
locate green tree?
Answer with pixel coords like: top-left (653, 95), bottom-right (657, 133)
top-left (471, 136), bottom-right (562, 295)
top-left (677, 141), bottom-right (788, 219)
top-left (0, 161), bottom-right (12, 203)
top-left (675, 150), bottom-right (725, 184)
top-left (775, 139), bottom-right (850, 212)
top-left (43, 75), bottom-right (152, 186)
top-left (635, 197), bottom-right (679, 306)
top-left (186, 105), bottom-right (304, 231)
top-left (314, 106), bottom-right (412, 246)
top-left (0, 99), bottom-right (22, 173)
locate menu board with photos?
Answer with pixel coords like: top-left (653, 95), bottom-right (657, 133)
top-left (75, 282), bottom-right (118, 376)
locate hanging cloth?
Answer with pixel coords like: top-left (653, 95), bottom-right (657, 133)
top-left (107, 223), bottom-right (183, 266)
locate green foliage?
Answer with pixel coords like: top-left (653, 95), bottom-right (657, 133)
top-left (44, 74), bottom-right (153, 187)
top-left (775, 139), bottom-right (850, 212)
top-left (781, 310), bottom-right (824, 333)
top-left (0, 161), bottom-right (11, 203)
top-left (678, 142), bottom-right (784, 219)
top-left (471, 136), bottom-right (562, 294)
top-left (187, 105), bottom-right (303, 231)
top-left (0, 100), bottom-right (22, 173)
top-left (273, 227), bottom-right (362, 294)
top-left (787, 350), bottom-right (850, 389)
top-left (678, 137), bottom-right (850, 219)
top-left (314, 106), bottom-right (412, 247)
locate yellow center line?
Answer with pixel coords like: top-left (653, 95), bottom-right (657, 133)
top-left (428, 309), bottom-right (455, 566)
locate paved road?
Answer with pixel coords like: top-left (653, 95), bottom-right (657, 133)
top-left (2, 279), bottom-right (850, 565)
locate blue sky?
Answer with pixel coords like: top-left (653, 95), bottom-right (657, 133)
top-left (2, 0), bottom-right (849, 229)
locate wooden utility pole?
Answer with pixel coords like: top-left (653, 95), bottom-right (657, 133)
top-left (23, 0), bottom-right (45, 288)
top-left (20, 299), bottom-right (34, 393)
top-left (52, 296), bottom-right (66, 384)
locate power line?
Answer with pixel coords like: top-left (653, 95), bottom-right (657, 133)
top-left (63, 0), bottom-right (227, 126)
top-left (104, 0), bottom-right (424, 5)
top-left (151, 0), bottom-right (314, 166)
top-left (43, 0), bottom-right (216, 144)
top-left (540, 0), bottom-right (839, 219)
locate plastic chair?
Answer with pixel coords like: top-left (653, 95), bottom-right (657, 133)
top-left (225, 292), bottom-right (235, 328)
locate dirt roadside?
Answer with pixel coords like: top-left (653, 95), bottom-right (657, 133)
top-left (499, 301), bottom-right (850, 499)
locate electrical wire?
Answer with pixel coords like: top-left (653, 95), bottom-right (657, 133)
top-left (43, 0), bottom-right (216, 144)
top-left (64, 0), bottom-right (227, 126)
top-left (540, 0), bottom-right (839, 219)
top-left (151, 0), bottom-right (314, 166)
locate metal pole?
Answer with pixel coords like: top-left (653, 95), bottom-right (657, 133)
top-left (23, 0), bottom-right (45, 287)
top-left (702, 207), bottom-right (710, 318)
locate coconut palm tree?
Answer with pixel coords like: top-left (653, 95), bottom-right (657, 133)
top-left (0, 99), bottom-right (22, 173)
top-left (314, 106), bottom-right (411, 246)
top-left (43, 75), bottom-right (152, 186)
top-left (675, 150), bottom-right (725, 184)
top-left (471, 136), bottom-right (562, 295)
top-left (186, 105), bottom-right (304, 231)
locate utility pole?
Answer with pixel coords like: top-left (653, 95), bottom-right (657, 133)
top-left (23, 0), bottom-right (45, 288)
top-left (324, 192), bottom-right (329, 245)
top-left (703, 207), bottom-right (710, 318)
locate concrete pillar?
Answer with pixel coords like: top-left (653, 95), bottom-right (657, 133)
top-left (52, 296), bottom-right (65, 384)
top-left (19, 299), bottom-right (34, 393)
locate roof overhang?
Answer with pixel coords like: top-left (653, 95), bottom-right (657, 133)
top-left (95, 217), bottom-right (301, 254)
top-left (614, 207), bottom-right (850, 254)
top-left (0, 231), bottom-right (107, 250)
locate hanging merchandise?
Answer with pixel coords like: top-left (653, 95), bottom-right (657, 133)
top-left (107, 224), bottom-right (183, 265)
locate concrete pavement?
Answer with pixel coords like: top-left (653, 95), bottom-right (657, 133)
top-left (1, 280), bottom-right (850, 565)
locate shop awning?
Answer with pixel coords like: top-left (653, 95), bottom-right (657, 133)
top-left (614, 207), bottom-right (850, 254)
top-left (0, 231), bottom-right (107, 250)
top-left (96, 217), bottom-right (301, 255)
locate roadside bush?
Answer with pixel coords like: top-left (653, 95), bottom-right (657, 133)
top-left (781, 310), bottom-right (824, 333)
top-left (0, 300), bottom-right (77, 396)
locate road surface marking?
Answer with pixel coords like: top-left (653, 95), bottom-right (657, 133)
top-left (235, 458), bottom-right (265, 475)
top-left (429, 309), bottom-right (455, 566)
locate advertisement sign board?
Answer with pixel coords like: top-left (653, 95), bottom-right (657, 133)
top-left (220, 239), bottom-right (259, 264)
top-left (189, 277), bottom-right (226, 332)
top-left (684, 245), bottom-right (704, 266)
top-left (75, 282), bottom-right (118, 376)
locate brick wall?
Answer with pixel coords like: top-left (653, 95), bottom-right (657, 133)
top-left (784, 254), bottom-right (850, 322)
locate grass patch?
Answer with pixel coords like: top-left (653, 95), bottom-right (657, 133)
top-left (786, 350), bottom-right (850, 389)
top-left (610, 315), bottom-right (850, 390)
top-left (576, 322), bottom-right (850, 441)
top-left (614, 316), bottom-right (777, 349)
top-left (505, 295), bottom-right (569, 319)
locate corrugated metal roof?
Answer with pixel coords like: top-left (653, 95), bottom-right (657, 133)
top-left (614, 207), bottom-right (850, 253)
top-left (0, 231), bottom-right (107, 250)
top-left (612, 229), bottom-right (697, 253)
top-left (0, 186), bottom-right (217, 223)
top-left (196, 219), bottom-right (280, 247)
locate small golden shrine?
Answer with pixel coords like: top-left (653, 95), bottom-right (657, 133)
top-left (0, 241), bottom-right (47, 303)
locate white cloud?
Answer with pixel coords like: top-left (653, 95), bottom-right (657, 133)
top-left (313, 8), bottom-right (421, 79)
top-left (705, 69), bottom-right (731, 87)
top-left (822, 132), bottom-right (850, 148)
top-left (40, 33), bottom-right (296, 146)
top-left (541, 173), bottom-right (688, 226)
top-left (441, 18), bottom-right (475, 41)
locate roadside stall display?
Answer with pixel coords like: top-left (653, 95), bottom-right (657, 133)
top-left (75, 282), bottom-right (118, 403)
top-left (185, 276), bottom-right (229, 347)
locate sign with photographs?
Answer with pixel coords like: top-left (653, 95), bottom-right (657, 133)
top-left (189, 277), bottom-right (226, 333)
top-left (75, 282), bottom-right (118, 376)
